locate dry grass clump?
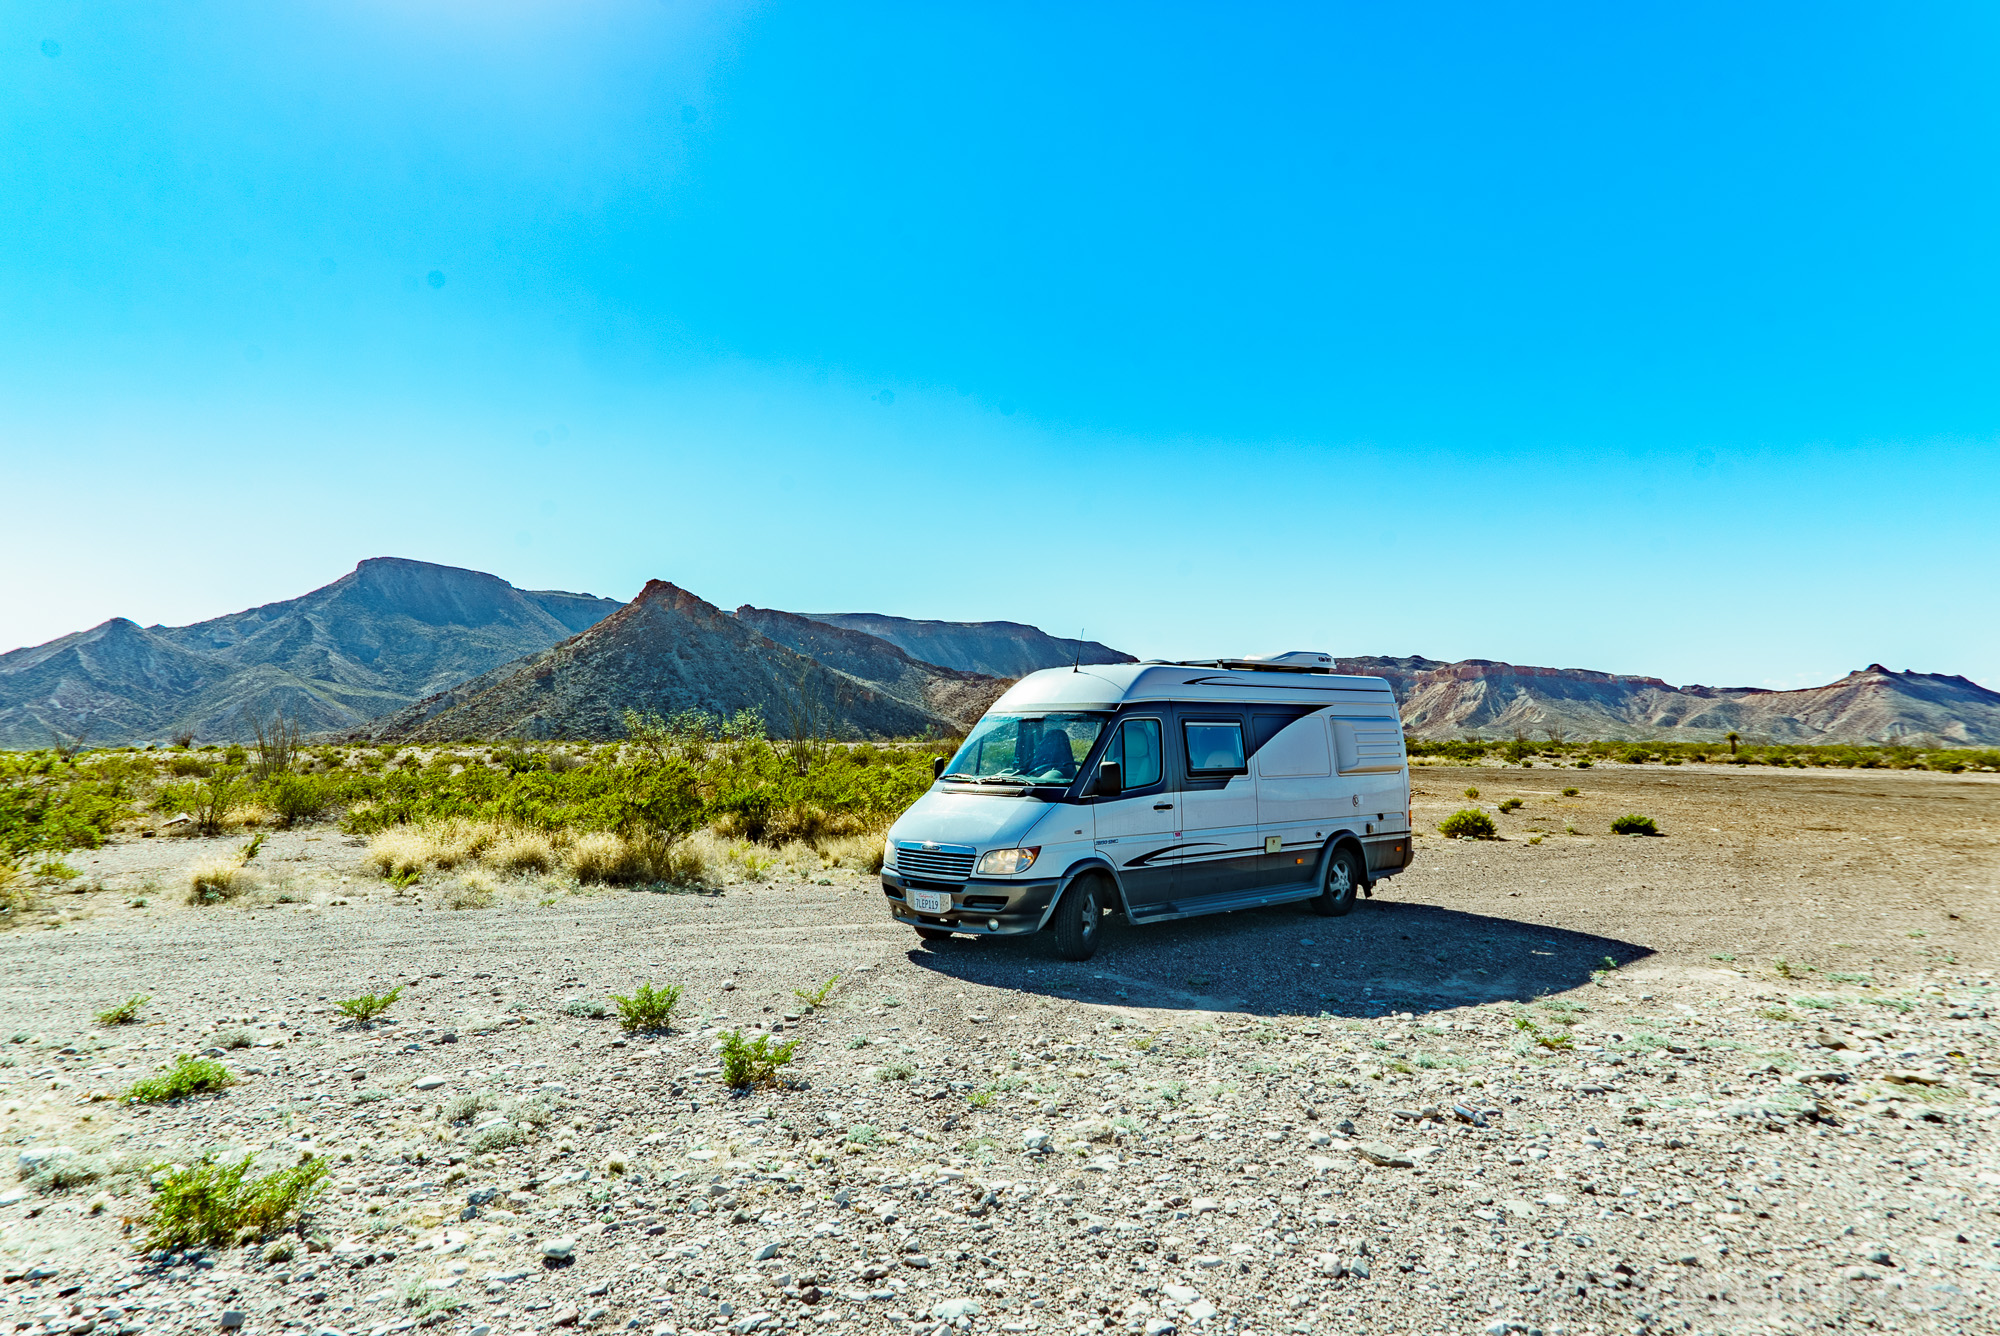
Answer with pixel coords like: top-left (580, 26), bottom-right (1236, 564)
top-left (819, 829), bottom-right (888, 873)
top-left (364, 826), bottom-right (432, 878)
top-left (187, 861), bottom-right (256, 905)
top-left (568, 832), bottom-right (709, 886)
top-left (489, 830), bottom-right (556, 874)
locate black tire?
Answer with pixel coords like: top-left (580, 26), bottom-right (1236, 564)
top-left (1050, 875), bottom-right (1106, 961)
top-left (1312, 845), bottom-right (1364, 917)
top-left (914, 926), bottom-right (954, 944)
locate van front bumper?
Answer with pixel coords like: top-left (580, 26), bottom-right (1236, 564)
top-left (881, 869), bottom-right (1061, 937)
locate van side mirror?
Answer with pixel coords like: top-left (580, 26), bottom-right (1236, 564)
top-left (932, 756), bottom-right (947, 779)
top-left (1094, 761), bottom-right (1122, 798)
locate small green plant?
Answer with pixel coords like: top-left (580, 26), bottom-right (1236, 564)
top-left (875, 1062), bottom-right (916, 1082)
top-left (1463, 786), bottom-right (1480, 799)
top-left (1756, 1006), bottom-right (1795, 1021)
top-left (1438, 809), bottom-right (1498, 839)
top-left (1496, 797), bottom-right (1523, 813)
top-left (240, 832), bottom-right (266, 861)
top-left (1610, 813), bottom-right (1659, 836)
top-left (1512, 1015), bottom-right (1574, 1051)
top-left (215, 1028), bottom-right (255, 1050)
top-left (794, 975), bottom-right (841, 1011)
top-left (562, 997), bottom-right (610, 1019)
top-left (35, 859), bottom-right (81, 882)
top-left (610, 981), bottom-right (683, 1033)
top-left (96, 994), bottom-right (151, 1026)
top-left (387, 869), bottom-right (421, 890)
top-left (335, 987), bottom-right (403, 1023)
top-left (846, 1035), bottom-right (870, 1050)
top-left (1561, 787), bottom-right (1579, 796)
top-left (124, 1054), bottom-right (234, 1103)
top-left (1710, 953), bottom-right (1736, 962)
top-left (719, 1030), bottom-right (801, 1089)
top-left (967, 1088), bottom-right (994, 1108)
top-left (844, 1123), bottom-right (880, 1146)
top-left (141, 1154), bottom-right (328, 1249)
top-left (1773, 957), bottom-right (1799, 980)
top-left (1591, 955), bottom-right (1620, 983)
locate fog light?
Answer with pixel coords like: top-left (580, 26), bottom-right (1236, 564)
top-left (988, 917), bottom-right (999, 930)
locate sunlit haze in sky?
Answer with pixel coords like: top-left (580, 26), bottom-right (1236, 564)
top-left (4, 3), bottom-right (1997, 689)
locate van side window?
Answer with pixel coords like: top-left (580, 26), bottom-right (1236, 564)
top-left (1183, 721), bottom-right (1246, 776)
top-left (1101, 718), bottom-right (1162, 789)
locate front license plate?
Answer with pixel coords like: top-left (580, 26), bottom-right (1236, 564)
top-left (909, 889), bottom-right (950, 914)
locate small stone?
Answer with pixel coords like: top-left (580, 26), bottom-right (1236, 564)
top-left (753, 1241), bottom-right (781, 1261)
top-left (220, 1314), bottom-right (246, 1331)
top-left (466, 1186), bottom-right (499, 1206)
top-left (1190, 1197), bottom-right (1218, 1213)
top-left (412, 1075), bottom-right (447, 1090)
top-left (1867, 1249), bottom-right (1893, 1267)
top-left (1194, 1255), bottom-right (1223, 1269)
top-left (1353, 1141), bottom-right (1415, 1168)
top-left (1146, 1320), bottom-right (1178, 1336)
top-left (541, 1236), bottom-right (576, 1260)
top-left (1185, 1299), bottom-right (1219, 1323)
top-left (1022, 1128), bottom-right (1051, 1152)
top-left (932, 1298), bottom-right (983, 1319)
top-left (1163, 1285), bottom-right (1199, 1304)
top-left (551, 1307), bottom-right (581, 1327)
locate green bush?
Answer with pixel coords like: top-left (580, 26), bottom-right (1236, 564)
top-left (1496, 797), bottom-right (1523, 813)
top-left (611, 981), bottom-right (682, 1032)
top-left (266, 773), bottom-right (329, 827)
top-left (335, 987), bottom-right (403, 1022)
top-left (96, 994), bottom-right (150, 1026)
top-left (1437, 809), bottom-right (1498, 839)
top-left (125, 1055), bottom-right (234, 1104)
top-left (1610, 813), bottom-right (1660, 836)
top-left (719, 1030), bottom-right (800, 1089)
top-left (141, 1154), bottom-right (328, 1249)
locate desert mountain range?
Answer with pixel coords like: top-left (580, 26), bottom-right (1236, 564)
top-left (3, 558), bottom-right (1995, 747)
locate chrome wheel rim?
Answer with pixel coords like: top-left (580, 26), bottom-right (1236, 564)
top-left (1328, 861), bottom-right (1351, 896)
top-left (1080, 886), bottom-right (1098, 938)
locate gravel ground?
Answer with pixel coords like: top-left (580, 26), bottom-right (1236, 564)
top-left (2, 763), bottom-right (1996, 1336)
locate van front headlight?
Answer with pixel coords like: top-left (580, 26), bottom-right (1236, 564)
top-left (976, 846), bottom-right (1040, 876)
top-left (882, 840), bottom-right (896, 871)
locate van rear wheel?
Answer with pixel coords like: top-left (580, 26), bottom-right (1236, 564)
top-left (1050, 875), bottom-right (1105, 961)
top-left (1313, 846), bottom-right (1363, 917)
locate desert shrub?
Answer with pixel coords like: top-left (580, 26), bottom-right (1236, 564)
top-left (562, 997), bottom-right (610, 1019)
top-left (469, 1122), bottom-right (525, 1153)
top-left (141, 1154), bottom-right (328, 1249)
top-left (719, 1030), bottom-right (800, 1089)
top-left (819, 829), bottom-right (887, 872)
top-left (1610, 813), bottom-right (1660, 836)
top-left (215, 1029), bottom-right (255, 1050)
top-left (442, 1092), bottom-right (494, 1123)
top-left (96, 994), bottom-right (150, 1026)
top-left (875, 1062), bottom-right (915, 1082)
top-left (125, 1055), bottom-right (234, 1103)
top-left (611, 981), bottom-right (682, 1032)
top-left (1437, 809), bottom-right (1498, 839)
top-left (1561, 786), bottom-right (1579, 796)
top-left (167, 755), bottom-right (212, 777)
top-left (434, 875), bottom-right (496, 910)
top-left (336, 987), bottom-right (402, 1022)
top-left (1497, 797), bottom-right (1523, 813)
top-left (265, 773), bottom-right (328, 827)
top-left (187, 861), bottom-right (254, 905)
top-left (1462, 786), bottom-right (1480, 799)
top-left (569, 831), bottom-right (704, 886)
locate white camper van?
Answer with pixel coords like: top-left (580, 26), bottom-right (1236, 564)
top-left (881, 653), bottom-right (1413, 960)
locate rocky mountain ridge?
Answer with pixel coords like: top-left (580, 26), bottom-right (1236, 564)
top-left (356, 581), bottom-right (1002, 743)
top-left (0, 559), bottom-right (622, 747)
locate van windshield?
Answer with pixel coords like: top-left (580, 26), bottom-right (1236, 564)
top-left (942, 713), bottom-right (1109, 785)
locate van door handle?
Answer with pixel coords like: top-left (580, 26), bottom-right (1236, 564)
top-left (1152, 802), bottom-right (1174, 810)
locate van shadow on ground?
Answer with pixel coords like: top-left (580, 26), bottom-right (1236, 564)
top-left (905, 897), bottom-right (1654, 1020)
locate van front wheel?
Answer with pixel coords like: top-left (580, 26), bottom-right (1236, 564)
top-left (1050, 875), bottom-right (1105, 961)
top-left (1313, 846), bottom-right (1363, 917)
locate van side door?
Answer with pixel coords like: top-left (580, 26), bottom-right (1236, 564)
top-left (1086, 715), bottom-right (1178, 914)
top-left (1253, 711), bottom-right (1334, 890)
top-left (1172, 710), bottom-right (1261, 903)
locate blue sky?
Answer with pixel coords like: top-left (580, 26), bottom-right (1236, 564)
top-left (3, 2), bottom-right (1997, 690)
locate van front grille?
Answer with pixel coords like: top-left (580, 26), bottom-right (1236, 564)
top-left (894, 843), bottom-right (976, 882)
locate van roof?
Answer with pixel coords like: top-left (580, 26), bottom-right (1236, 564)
top-left (989, 663), bottom-right (1400, 714)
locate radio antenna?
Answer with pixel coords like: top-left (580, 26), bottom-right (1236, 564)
top-left (1072, 629), bottom-right (1083, 673)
